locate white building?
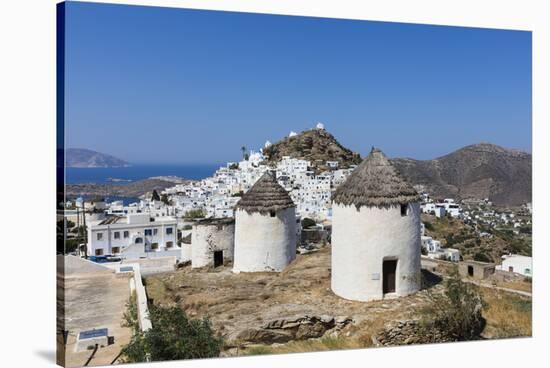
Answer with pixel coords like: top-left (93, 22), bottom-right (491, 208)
top-left (331, 148), bottom-right (421, 302)
top-left (86, 213), bottom-right (180, 259)
top-left (421, 235), bottom-right (460, 262)
top-left (497, 254), bottom-right (532, 277)
top-left (191, 218), bottom-right (235, 268)
top-left (233, 172), bottom-right (297, 273)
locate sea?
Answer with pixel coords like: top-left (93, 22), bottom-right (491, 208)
top-left (66, 164), bottom-right (222, 205)
top-left (66, 164), bottom-right (221, 184)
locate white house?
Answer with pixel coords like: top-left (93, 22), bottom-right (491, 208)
top-left (86, 213), bottom-right (180, 260)
top-left (496, 254), bottom-right (532, 277)
top-left (331, 148), bottom-right (421, 302)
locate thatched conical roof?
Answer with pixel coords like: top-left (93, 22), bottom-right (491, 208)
top-left (332, 147), bottom-right (420, 208)
top-left (236, 171), bottom-right (295, 214)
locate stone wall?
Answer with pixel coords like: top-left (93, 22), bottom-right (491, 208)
top-left (374, 320), bottom-right (453, 346)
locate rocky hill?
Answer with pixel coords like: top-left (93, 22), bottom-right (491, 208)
top-left (391, 143), bottom-right (531, 206)
top-left (263, 128), bottom-right (362, 172)
top-left (66, 148), bottom-right (130, 168)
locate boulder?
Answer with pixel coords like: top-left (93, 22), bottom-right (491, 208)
top-left (236, 328), bottom-right (293, 344)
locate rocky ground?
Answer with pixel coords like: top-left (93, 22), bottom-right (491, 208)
top-left (145, 246), bottom-right (453, 354)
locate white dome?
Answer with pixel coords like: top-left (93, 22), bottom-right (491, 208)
top-left (264, 140), bottom-right (272, 148)
top-left (316, 122), bottom-right (325, 130)
top-left (289, 131), bottom-right (297, 137)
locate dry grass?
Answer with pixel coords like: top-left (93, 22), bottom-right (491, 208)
top-left (481, 288), bottom-right (531, 338)
top-left (494, 280), bottom-right (532, 293)
top-left (243, 336), bottom-right (372, 356)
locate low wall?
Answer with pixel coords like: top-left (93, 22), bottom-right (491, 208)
top-left (106, 263), bottom-right (152, 332)
top-left (122, 247), bottom-right (184, 262)
top-left (121, 256), bottom-right (177, 277)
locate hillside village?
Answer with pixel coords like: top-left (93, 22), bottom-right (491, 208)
top-left (58, 124), bottom-right (532, 366)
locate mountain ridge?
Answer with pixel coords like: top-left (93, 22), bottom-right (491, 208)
top-left (391, 143), bottom-right (531, 206)
top-left (262, 128), bottom-right (531, 206)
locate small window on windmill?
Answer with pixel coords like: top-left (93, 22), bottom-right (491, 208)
top-left (270, 210), bottom-right (276, 217)
top-left (400, 204), bottom-right (408, 216)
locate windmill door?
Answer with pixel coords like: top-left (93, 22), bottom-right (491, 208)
top-left (383, 260), bottom-right (397, 294)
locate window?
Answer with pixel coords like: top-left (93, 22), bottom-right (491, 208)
top-left (400, 204), bottom-right (408, 216)
top-left (153, 228), bottom-right (158, 235)
top-left (144, 229), bottom-right (152, 236)
top-left (97, 233), bottom-right (103, 241)
top-left (166, 241), bottom-right (173, 248)
top-left (135, 237), bottom-right (143, 244)
top-left (112, 247), bottom-right (120, 254)
top-left (95, 249), bottom-right (104, 256)
top-left (269, 210), bottom-right (276, 217)
top-left (114, 232), bottom-right (120, 239)
top-left (166, 227), bottom-right (173, 235)
top-left (151, 243), bottom-right (159, 250)
top-left (123, 231), bottom-right (129, 238)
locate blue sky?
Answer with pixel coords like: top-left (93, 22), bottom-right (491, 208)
top-left (64, 1), bottom-right (532, 164)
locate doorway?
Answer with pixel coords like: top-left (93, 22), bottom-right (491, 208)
top-left (213, 250), bottom-right (223, 267)
top-left (468, 265), bottom-right (474, 277)
top-left (383, 260), bottom-right (397, 294)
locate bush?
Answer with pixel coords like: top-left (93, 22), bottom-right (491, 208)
top-left (184, 208), bottom-right (206, 219)
top-left (301, 218), bottom-right (317, 229)
top-left (421, 267), bottom-right (486, 341)
top-left (423, 222), bottom-right (434, 231)
top-left (121, 297), bottom-right (223, 363)
top-left (473, 252), bottom-right (492, 263)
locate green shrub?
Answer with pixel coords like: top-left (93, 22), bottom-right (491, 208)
top-left (473, 252), bottom-right (492, 263)
top-left (421, 267), bottom-right (486, 341)
top-left (121, 298), bottom-right (223, 363)
top-left (184, 208), bottom-right (206, 219)
top-left (301, 218), bottom-right (317, 229)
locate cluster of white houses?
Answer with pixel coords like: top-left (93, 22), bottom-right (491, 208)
top-left (158, 124), bottom-right (356, 221)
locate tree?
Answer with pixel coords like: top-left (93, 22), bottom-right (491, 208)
top-left (151, 190), bottom-right (161, 201)
top-left (121, 297), bottom-right (223, 363)
top-left (421, 267), bottom-right (486, 341)
top-left (161, 193), bottom-right (171, 205)
top-left (301, 217), bottom-right (317, 229)
top-left (241, 146), bottom-right (249, 161)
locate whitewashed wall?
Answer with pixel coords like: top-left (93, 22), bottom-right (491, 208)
top-left (331, 202), bottom-right (421, 301)
top-left (191, 222), bottom-right (235, 268)
top-left (233, 207), bottom-right (296, 273)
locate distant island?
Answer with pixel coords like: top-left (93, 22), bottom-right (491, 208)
top-left (66, 148), bottom-right (130, 168)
